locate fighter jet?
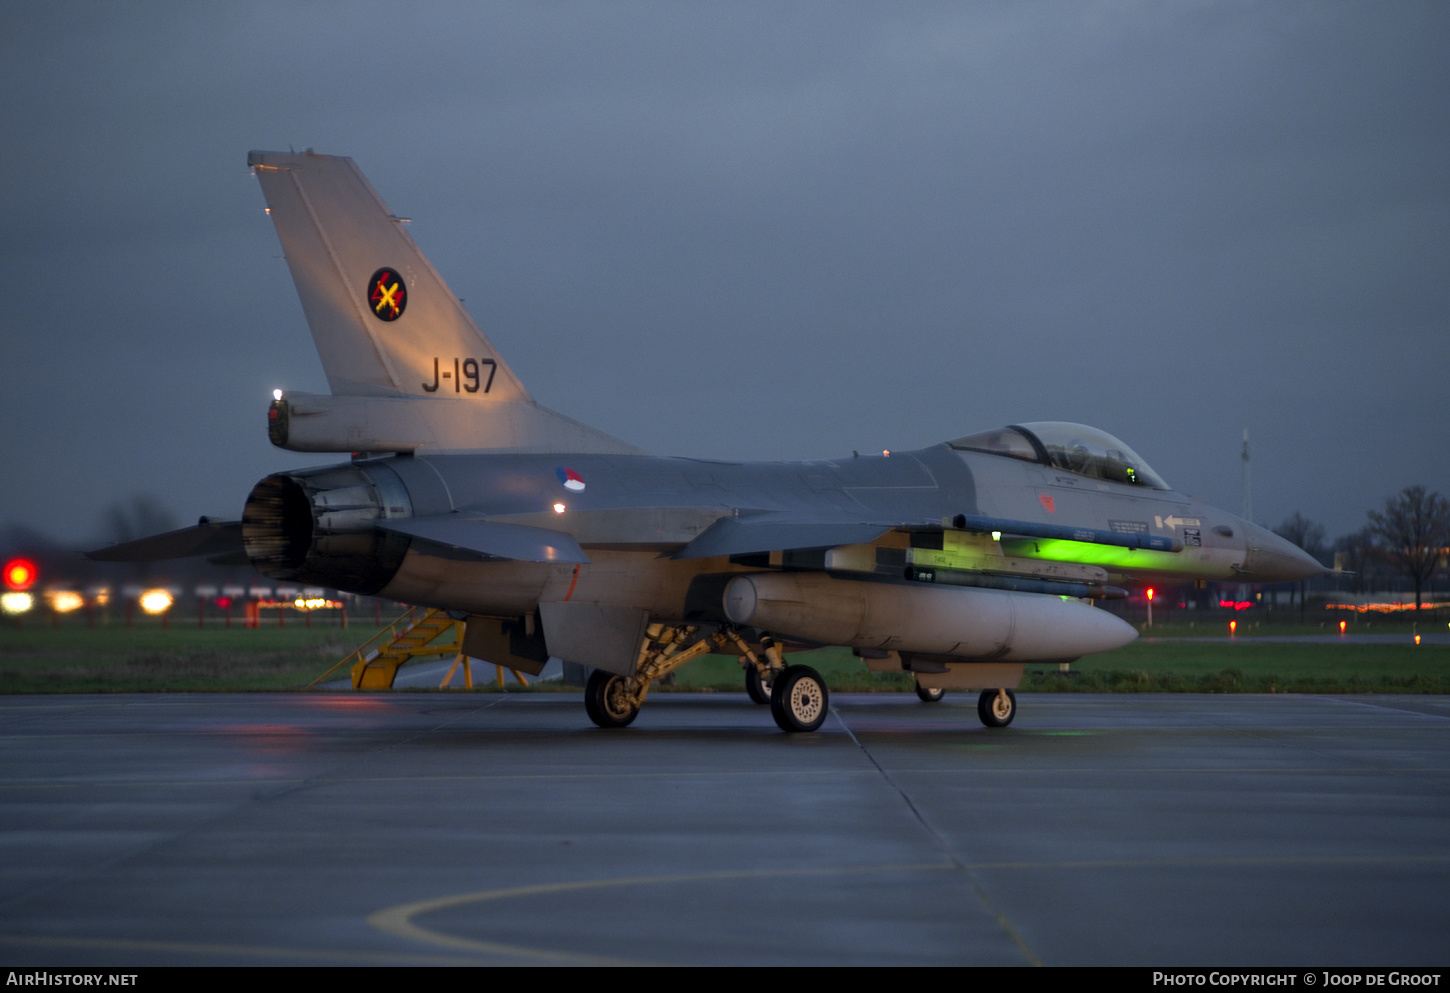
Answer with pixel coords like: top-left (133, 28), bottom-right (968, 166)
top-left (91, 151), bottom-right (1323, 733)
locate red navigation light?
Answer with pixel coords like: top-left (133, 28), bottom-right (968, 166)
top-left (3, 559), bottom-right (37, 591)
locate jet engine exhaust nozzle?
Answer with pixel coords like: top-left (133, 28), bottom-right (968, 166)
top-left (242, 462), bottom-right (413, 595)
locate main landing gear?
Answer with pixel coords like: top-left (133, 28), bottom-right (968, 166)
top-left (583, 623), bottom-right (727, 731)
top-left (769, 665), bottom-right (829, 733)
top-left (584, 669), bottom-right (641, 728)
top-left (745, 664), bottom-right (773, 705)
top-left (582, 624), bottom-right (830, 733)
top-left (742, 633), bottom-right (783, 705)
top-left (738, 635), bottom-right (824, 732)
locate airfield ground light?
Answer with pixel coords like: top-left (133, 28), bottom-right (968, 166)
top-left (139, 589), bottom-right (174, 627)
top-left (45, 591), bottom-right (84, 614)
top-left (2, 559), bottom-right (37, 620)
top-left (1, 592), bottom-right (33, 616)
top-left (4, 558), bottom-right (37, 592)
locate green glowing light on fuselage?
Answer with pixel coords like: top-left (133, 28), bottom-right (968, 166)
top-left (1000, 538), bottom-right (1189, 575)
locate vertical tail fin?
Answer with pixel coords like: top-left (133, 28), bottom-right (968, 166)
top-left (250, 150), bottom-right (641, 455)
top-left (249, 149), bottom-right (528, 402)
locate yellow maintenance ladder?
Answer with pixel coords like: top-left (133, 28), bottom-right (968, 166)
top-left (307, 607), bottom-right (531, 690)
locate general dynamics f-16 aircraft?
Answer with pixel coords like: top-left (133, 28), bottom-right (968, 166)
top-left (91, 150), bottom-right (1323, 733)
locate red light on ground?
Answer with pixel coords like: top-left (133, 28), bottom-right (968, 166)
top-left (3, 559), bottom-right (37, 591)
top-left (1229, 620), bottom-right (1237, 634)
top-left (1146, 588), bottom-right (1155, 600)
top-left (215, 597), bottom-right (232, 609)
top-left (1339, 620), bottom-right (1347, 634)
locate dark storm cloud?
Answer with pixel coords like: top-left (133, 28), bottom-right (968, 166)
top-left (2, 1), bottom-right (1447, 545)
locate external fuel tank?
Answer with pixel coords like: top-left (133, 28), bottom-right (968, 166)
top-left (723, 572), bottom-right (1136, 661)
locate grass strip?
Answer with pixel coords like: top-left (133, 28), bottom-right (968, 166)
top-left (1, 623), bottom-right (1446, 694)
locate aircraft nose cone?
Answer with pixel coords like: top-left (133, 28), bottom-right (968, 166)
top-left (1242, 524), bottom-right (1325, 582)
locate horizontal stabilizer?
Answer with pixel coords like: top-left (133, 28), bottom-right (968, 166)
top-left (674, 516), bottom-right (895, 560)
top-left (954, 514), bottom-right (1183, 553)
top-left (377, 516), bottom-right (589, 564)
top-left (86, 520), bottom-right (244, 562)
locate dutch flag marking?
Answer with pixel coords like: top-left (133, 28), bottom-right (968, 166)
top-left (557, 467), bottom-right (586, 492)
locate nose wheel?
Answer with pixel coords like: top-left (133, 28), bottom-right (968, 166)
top-left (914, 681), bottom-right (945, 703)
top-left (977, 688), bottom-right (1016, 728)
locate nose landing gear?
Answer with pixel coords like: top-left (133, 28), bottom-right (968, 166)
top-left (977, 688), bottom-right (1016, 728)
top-left (914, 681), bottom-right (945, 703)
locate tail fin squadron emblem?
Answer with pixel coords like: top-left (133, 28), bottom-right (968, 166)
top-left (367, 267), bottom-right (407, 321)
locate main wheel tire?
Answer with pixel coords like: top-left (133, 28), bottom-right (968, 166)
top-left (770, 665), bottom-right (829, 732)
top-left (915, 682), bottom-right (945, 703)
top-left (977, 688), bottom-right (1016, 728)
top-left (745, 665), bottom-right (773, 705)
top-left (584, 669), bottom-right (640, 728)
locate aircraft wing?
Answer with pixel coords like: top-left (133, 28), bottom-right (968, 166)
top-left (376, 516), bottom-right (589, 564)
top-left (86, 519), bottom-right (244, 562)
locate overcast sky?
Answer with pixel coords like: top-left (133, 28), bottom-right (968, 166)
top-left (2, 1), bottom-right (1447, 547)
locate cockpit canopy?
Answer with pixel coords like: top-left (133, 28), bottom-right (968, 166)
top-left (948, 422), bottom-right (1171, 490)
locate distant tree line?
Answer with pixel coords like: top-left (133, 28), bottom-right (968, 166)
top-left (1275, 485), bottom-right (1450, 609)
